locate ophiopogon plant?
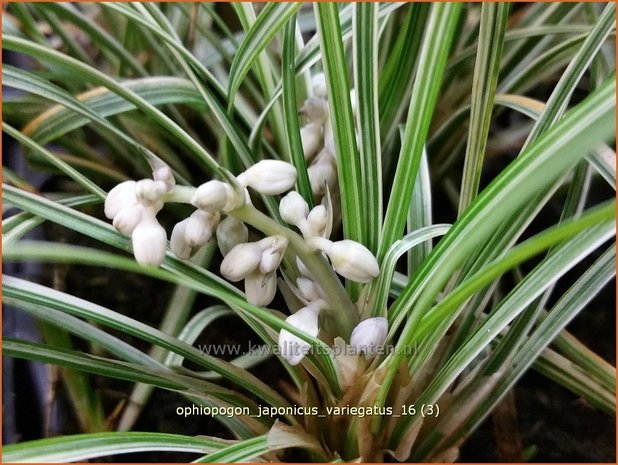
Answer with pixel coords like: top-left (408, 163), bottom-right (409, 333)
top-left (2, 2), bottom-right (616, 462)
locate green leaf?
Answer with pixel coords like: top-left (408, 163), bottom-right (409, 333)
top-left (3, 123), bottom-right (106, 198)
top-left (353, 2), bottom-right (382, 253)
top-left (6, 295), bottom-right (164, 369)
top-left (3, 338), bottom-right (249, 406)
top-left (315, 2), bottom-right (365, 246)
top-left (35, 321), bottom-right (106, 433)
top-left (227, 3), bottom-right (302, 109)
top-left (248, 3), bottom-right (404, 154)
top-left (194, 425), bottom-right (325, 463)
top-left (3, 35), bottom-right (223, 175)
top-left (375, 77), bottom-right (615, 429)
top-left (378, 4), bottom-right (429, 145)
top-left (458, 3), bottom-right (509, 213)
top-left (406, 149), bottom-right (433, 276)
top-left (36, 3), bottom-right (148, 76)
top-left (413, 244), bottom-right (616, 458)
top-left (494, 93), bottom-right (616, 188)
top-left (553, 329), bottom-right (616, 392)
top-left (282, 16), bottom-right (313, 205)
top-left (3, 274), bottom-right (290, 411)
top-left (534, 348), bottom-right (615, 415)
top-left (34, 6), bottom-right (93, 65)
top-left (378, 3), bottom-right (462, 260)
top-left (448, 24), bottom-right (600, 72)
top-left (194, 436), bottom-right (268, 463)
top-left (521, 3), bottom-right (616, 150)
top-left (2, 431), bottom-right (228, 463)
top-left (498, 35), bottom-right (586, 95)
top-left (3, 69), bottom-right (206, 146)
top-left (391, 210), bottom-right (615, 449)
top-left (3, 194), bottom-right (99, 248)
top-left (232, 3), bottom-right (286, 150)
top-left (390, 77), bottom-right (615, 333)
top-left (361, 224), bottom-right (450, 319)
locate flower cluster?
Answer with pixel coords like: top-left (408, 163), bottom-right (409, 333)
top-left (104, 160), bottom-right (296, 270)
top-left (105, 153), bottom-right (385, 369)
top-left (220, 235), bottom-right (288, 306)
top-left (276, 178), bottom-right (383, 367)
top-left (104, 165), bottom-right (175, 267)
top-left (299, 73), bottom-right (358, 200)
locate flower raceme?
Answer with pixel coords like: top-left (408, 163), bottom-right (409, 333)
top-left (104, 154), bottom-right (381, 365)
top-left (105, 160), bottom-right (296, 267)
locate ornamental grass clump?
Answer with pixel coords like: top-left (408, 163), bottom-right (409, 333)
top-left (2, 2), bottom-right (616, 462)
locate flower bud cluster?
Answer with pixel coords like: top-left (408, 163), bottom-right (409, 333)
top-left (299, 73), bottom-right (348, 200)
top-left (105, 158), bottom-right (386, 369)
top-left (104, 172), bottom-right (171, 266)
top-left (220, 235), bottom-right (288, 306)
top-left (279, 191), bottom-right (329, 239)
top-left (105, 160), bottom-right (297, 272)
top-left (278, 190), bottom-right (332, 311)
top-left (275, 187), bottom-right (383, 366)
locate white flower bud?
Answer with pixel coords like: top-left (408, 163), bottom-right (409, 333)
top-left (131, 212), bottom-right (167, 267)
top-left (308, 153), bottom-right (337, 197)
top-left (300, 97), bottom-right (329, 125)
top-left (311, 73), bottom-right (327, 99)
top-left (296, 277), bottom-right (321, 302)
top-left (184, 210), bottom-right (218, 248)
top-left (350, 317), bottom-right (388, 359)
top-left (245, 271), bottom-right (277, 307)
top-left (216, 216), bottom-right (248, 256)
top-left (301, 123), bottom-right (322, 160)
top-left (170, 219), bottom-right (193, 259)
top-left (279, 191), bottom-right (309, 226)
top-left (258, 235), bottom-right (288, 274)
top-left (104, 181), bottom-right (137, 219)
top-left (236, 160), bottom-right (297, 195)
top-left (112, 203), bottom-right (144, 235)
top-left (306, 205), bottom-right (327, 237)
top-left (135, 179), bottom-right (167, 207)
top-left (192, 180), bottom-right (229, 212)
top-left (278, 305), bottom-right (320, 366)
top-left (310, 238), bottom-right (379, 283)
top-left (220, 242), bottom-right (262, 282)
top-left (153, 165), bottom-right (175, 191)
top-left (329, 240), bottom-right (379, 283)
